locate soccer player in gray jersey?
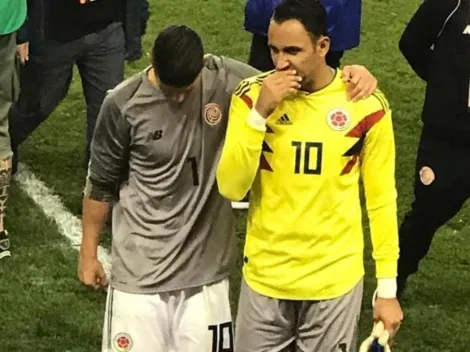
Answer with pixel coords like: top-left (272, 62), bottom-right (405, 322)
top-left (78, 24), bottom-right (379, 352)
top-left (78, 25), bottom-right (256, 352)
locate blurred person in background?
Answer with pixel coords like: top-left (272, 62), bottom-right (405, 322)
top-left (8, 0), bottom-right (126, 176)
top-left (0, 0), bottom-right (27, 259)
top-left (124, 0), bottom-right (150, 62)
top-left (396, 0), bottom-right (470, 299)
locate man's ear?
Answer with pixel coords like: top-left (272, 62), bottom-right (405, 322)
top-left (317, 36), bottom-right (330, 57)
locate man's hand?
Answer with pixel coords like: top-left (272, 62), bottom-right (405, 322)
top-left (16, 43), bottom-right (29, 64)
top-left (373, 297), bottom-right (403, 343)
top-left (255, 70), bottom-right (302, 118)
top-left (342, 65), bottom-right (377, 102)
top-left (78, 254), bottom-right (108, 290)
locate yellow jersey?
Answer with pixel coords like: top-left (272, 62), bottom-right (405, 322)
top-left (217, 69), bottom-right (399, 300)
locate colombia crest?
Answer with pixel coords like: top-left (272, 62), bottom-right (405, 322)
top-left (326, 109), bottom-right (351, 131)
top-left (113, 332), bottom-right (133, 351)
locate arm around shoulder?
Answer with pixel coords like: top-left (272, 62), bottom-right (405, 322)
top-left (222, 56), bottom-right (261, 81)
top-left (217, 55), bottom-right (261, 93)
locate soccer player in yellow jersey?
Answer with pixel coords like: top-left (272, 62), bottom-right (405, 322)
top-left (217, 0), bottom-right (403, 350)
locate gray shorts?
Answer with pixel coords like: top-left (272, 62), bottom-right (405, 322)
top-left (0, 32), bottom-right (18, 159)
top-left (235, 278), bottom-right (363, 352)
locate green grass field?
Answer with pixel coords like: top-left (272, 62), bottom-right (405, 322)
top-left (1, 0), bottom-right (470, 350)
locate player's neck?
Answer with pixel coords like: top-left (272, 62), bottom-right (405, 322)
top-left (303, 65), bottom-right (335, 93)
top-left (148, 68), bottom-right (159, 88)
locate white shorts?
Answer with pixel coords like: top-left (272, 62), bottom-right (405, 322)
top-left (102, 278), bottom-right (233, 352)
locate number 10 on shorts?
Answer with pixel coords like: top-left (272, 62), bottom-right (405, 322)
top-left (208, 322), bottom-right (234, 352)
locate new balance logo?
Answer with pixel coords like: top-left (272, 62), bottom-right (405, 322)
top-left (151, 130), bottom-right (163, 140)
top-left (276, 114), bottom-right (292, 125)
top-left (463, 25), bottom-right (470, 35)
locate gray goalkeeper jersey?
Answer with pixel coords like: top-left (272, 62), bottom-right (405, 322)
top-left (87, 55), bottom-right (259, 294)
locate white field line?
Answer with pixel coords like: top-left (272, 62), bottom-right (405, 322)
top-left (14, 162), bottom-right (111, 275)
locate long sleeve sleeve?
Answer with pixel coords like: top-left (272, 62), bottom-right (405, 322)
top-left (84, 93), bottom-right (130, 202)
top-left (399, 0), bottom-right (455, 81)
top-left (360, 108), bottom-right (399, 280)
top-left (216, 85), bottom-right (266, 201)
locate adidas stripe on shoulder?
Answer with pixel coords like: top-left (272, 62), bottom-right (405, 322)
top-left (234, 71), bottom-right (273, 98)
top-left (371, 89), bottom-right (390, 112)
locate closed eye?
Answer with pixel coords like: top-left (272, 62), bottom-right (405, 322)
top-left (284, 47), bottom-right (301, 55)
top-left (269, 45), bottom-right (302, 56)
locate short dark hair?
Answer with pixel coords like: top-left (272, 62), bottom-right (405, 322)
top-left (151, 25), bottom-right (204, 88)
top-left (273, 0), bottom-right (327, 38)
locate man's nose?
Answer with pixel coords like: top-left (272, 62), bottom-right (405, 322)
top-left (275, 53), bottom-right (290, 71)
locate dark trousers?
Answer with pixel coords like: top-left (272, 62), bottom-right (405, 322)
top-left (0, 33), bottom-right (19, 160)
top-left (9, 22), bottom-right (125, 170)
top-left (397, 130), bottom-right (470, 283)
top-left (248, 33), bottom-right (344, 71)
top-left (124, 0), bottom-right (150, 61)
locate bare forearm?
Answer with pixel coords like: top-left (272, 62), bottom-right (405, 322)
top-left (81, 197), bottom-right (109, 258)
